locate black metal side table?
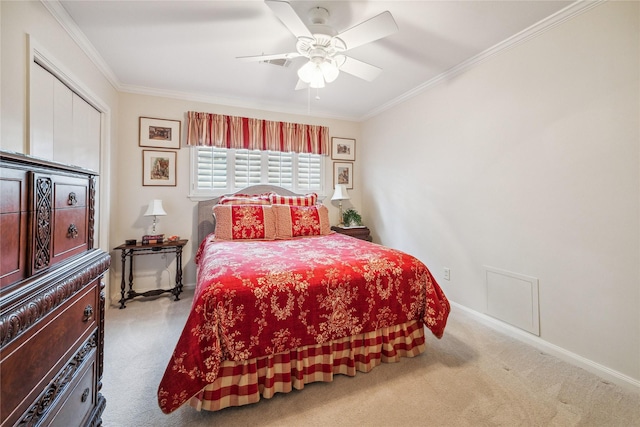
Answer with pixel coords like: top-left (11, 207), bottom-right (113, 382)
top-left (114, 239), bottom-right (188, 308)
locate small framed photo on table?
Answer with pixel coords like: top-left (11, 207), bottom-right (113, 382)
top-left (139, 117), bottom-right (181, 149)
top-left (333, 162), bottom-right (353, 190)
top-left (331, 137), bottom-right (355, 161)
top-left (143, 150), bottom-right (177, 186)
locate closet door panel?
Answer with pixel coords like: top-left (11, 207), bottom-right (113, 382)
top-left (53, 79), bottom-right (73, 162)
top-left (72, 95), bottom-right (101, 172)
top-left (30, 64), bottom-right (54, 159)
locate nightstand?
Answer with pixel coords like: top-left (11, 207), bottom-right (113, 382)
top-left (331, 225), bottom-right (372, 242)
top-left (114, 239), bottom-right (188, 308)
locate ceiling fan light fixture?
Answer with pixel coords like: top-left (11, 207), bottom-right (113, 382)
top-left (309, 73), bottom-right (325, 89)
top-left (297, 61), bottom-right (328, 88)
top-left (297, 61), bottom-right (317, 82)
top-left (298, 57), bottom-right (340, 88)
top-left (320, 60), bottom-right (339, 83)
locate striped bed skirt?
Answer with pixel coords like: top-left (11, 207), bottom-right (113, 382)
top-left (189, 319), bottom-right (426, 412)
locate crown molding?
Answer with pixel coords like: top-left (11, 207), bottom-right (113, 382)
top-left (360, 0), bottom-right (606, 121)
top-left (119, 84), bottom-right (358, 122)
top-left (42, 0), bottom-right (604, 123)
top-left (40, 0), bottom-right (121, 91)
top-left (40, 1), bottom-right (355, 121)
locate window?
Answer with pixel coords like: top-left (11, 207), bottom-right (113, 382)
top-left (191, 146), bottom-right (323, 197)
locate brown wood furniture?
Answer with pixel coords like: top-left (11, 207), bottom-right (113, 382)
top-left (0, 151), bottom-right (110, 427)
top-left (113, 239), bottom-right (187, 309)
top-left (331, 225), bottom-right (372, 242)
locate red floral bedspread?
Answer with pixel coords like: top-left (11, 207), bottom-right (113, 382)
top-left (158, 233), bottom-right (450, 413)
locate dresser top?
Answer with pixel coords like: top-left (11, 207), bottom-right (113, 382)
top-left (1, 150), bottom-right (98, 176)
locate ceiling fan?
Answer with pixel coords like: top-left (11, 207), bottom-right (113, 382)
top-left (237, 0), bottom-right (398, 89)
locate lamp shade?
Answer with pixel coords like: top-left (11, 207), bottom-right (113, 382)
top-left (319, 60), bottom-right (339, 83)
top-left (297, 59), bottom-right (340, 89)
top-left (331, 184), bottom-right (350, 201)
top-left (144, 199), bottom-right (167, 217)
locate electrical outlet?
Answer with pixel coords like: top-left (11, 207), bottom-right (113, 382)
top-left (444, 267), bottom-right (450, 281)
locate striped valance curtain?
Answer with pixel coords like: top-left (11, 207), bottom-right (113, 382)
top-left (186, 111), bottom-right (329, 155)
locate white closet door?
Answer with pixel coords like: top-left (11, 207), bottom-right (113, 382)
top-left (31, 62), bottom-right (101, 171)
top-left (71, 94), bottom-right (101, 172)
top-left (53, 78), bottom-right (73, 162)
top-left (30, 64), bottom-right (54, 159)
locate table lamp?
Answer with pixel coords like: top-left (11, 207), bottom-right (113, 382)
top-left (331, 184), bottom-right (350, 226)
top-left (144, 199), bottom-right (167, 233)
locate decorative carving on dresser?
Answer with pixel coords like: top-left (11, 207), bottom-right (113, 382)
top-left (1, 151), bottom-right (110, 427)
top-left (0, 253), bottom-right (110, 347)
top-left (88, 176), bottom-right (96, 249)
top-left (34, 176), bottom-right (53, 272)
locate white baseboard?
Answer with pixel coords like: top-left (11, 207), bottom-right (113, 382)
top-left (450, 301), bottom-right (640, 393)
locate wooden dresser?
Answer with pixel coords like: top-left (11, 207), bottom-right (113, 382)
top-left (0, 151), bottom-right (110, 427)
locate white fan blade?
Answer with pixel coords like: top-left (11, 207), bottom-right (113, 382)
top-left (336, 11), bottom-right (398, 51)
top-left (265, 0), bottom-right (312, 39)
top-left (237, 52), bottom-right (301, 62)
top-left (340, 56), bottom-right (382, 82)
top-left (295, 79), bottom-right (309, 90)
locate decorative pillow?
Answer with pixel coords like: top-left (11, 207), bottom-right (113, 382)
top-left (218, 192), bottom-right (273, 205)
top-left (273, 204), bottom-right (331, 238)
top-left (269, 192), bottom-right (318, 206)
top-left (213, 205), bottom-right (276, 240)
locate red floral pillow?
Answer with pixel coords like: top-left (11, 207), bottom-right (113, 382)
top-left (273, 205), bottom-right (331, 238)
top-left (269, 192), bottom-right (318, 206)
top-left (213, 205), bottom-right (276, 240)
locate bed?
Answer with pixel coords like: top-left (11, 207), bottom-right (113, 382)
top-left (158, 186), bottom-right (450, 414)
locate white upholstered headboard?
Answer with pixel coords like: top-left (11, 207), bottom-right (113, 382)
top-left (197, 185), bottom-right (302, 243)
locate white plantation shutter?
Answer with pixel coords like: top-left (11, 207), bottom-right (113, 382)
top-left (234, 149), bottom-right (262, 188)
top-left (196, 147), bottom-right (227, 189)
top-left (192, 147), bottom-right (323, 196)
top-left (297, 153), bottom-right (321, 191)
top-left (268, 151), bottom-right (293, 188)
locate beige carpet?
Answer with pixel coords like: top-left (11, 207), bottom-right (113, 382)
top-left (101, 289), bottom-right (639, 426)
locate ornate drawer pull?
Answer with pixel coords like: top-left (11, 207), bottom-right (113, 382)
top-left (81, 388), bottom-right (90, 403)
top-left (83, 305), bottom-right (93, 322)
top-left (67, 224), bottom-right (79, 239)
top-left (68, 192), bottom-right (77, 205)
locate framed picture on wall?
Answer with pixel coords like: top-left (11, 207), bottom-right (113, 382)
top-left (139, 117), bottom-right (181, 149)
top-left (331, 137), bottom-right (356, 161)
top-left (333, 162), bottom-right (354, 189)
top-left (143, 150), bottom-right (177, 186)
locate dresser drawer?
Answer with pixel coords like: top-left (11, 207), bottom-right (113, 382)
top-left (52, 206), bottom-right (89, 263)
top-left (0, 281), bottom-right (99, 425)
top-left (51, 175), bottom-right (90, 266)
top-left (53, 175), bottom-right (88, 209)
top-left (44, 350), bottom-right (97, 427)
top-left (0, 167), bottom-right (29, 287)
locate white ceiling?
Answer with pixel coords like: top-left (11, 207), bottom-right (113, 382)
top-left (56, 0), bottom-right (577, 121)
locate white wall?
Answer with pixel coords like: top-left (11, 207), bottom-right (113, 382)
top-left (111, 92), bottom-right (361, 304)
top-left (362, 1), bottom-right (639, 385)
